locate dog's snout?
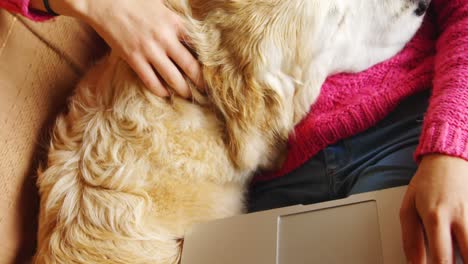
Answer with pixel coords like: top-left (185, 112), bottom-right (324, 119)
top-left (414, 0), bottom-right (430, 16)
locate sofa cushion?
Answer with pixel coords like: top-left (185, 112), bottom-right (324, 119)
top-left (0, 10), bottom-right (107, 262)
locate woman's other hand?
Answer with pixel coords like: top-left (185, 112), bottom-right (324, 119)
top-left (400, 154), bottom-right (468, 263)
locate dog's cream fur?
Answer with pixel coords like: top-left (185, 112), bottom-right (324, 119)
top-left (34, 0), bottom-right (426, 263)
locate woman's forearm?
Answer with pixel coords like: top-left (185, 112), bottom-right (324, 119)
top-left (415, 0), bottom-right (468, 162)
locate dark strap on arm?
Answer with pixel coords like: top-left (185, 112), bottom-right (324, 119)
top-left (43, 0), bottom-right (59, 16)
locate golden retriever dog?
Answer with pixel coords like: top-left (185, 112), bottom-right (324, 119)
top-left (34, 0), bottom-right (429, 263)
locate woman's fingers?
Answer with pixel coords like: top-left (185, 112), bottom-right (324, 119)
top-left (168, 40), bottom-right (204, 90)
top-left (400, 191), bottom-right (427, 264)
top-left (172, 21), bottom-right (204, 89)
top-left (146, 45), bottom-right (191, 98)
top-left (127, 54), bottom-right (168, 97)
top-left (142, 14), bottom-right (202, 98)
top-left (422, 208), bottom-right (453, 263)
top-left (453, 211), bottom-right (468, 262)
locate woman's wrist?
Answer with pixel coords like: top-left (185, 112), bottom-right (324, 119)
top-left (419, 154), bottom-right (468, 178)
top-left (420, 153), bottom-right (466, 164)
top-left (29, 0), bottom-right (89, 19)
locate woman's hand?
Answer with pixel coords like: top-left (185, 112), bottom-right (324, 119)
top-left (40, 0), bottom-right (204, 98)
top-left (400, 154), bottom-right (468, 263)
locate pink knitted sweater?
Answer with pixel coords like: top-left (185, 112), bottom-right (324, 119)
top-left (0, 0), bottom-right (51, 20)
top-left (260, 0), bottom-right (468, 181)
top-left (3, 0), bottom-right (467, 182)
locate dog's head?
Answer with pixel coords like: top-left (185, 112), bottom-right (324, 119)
top-left (177, 0), bottom-right (429, 171)
top-left (314, 0), bottom-right (431, 74)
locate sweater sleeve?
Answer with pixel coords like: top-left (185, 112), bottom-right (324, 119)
top-left (0, 0), bottom-right (52, 21)
top-left (415, 0), bottom-right (468, 161)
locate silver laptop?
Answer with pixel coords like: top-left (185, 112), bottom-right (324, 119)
top-left (181, 186), bottom-right (463, 264)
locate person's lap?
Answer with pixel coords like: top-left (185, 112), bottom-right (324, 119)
top-left (248, 90), bottom-right (430, 212)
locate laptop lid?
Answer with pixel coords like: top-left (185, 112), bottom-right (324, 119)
top-left (181, 186), bottom-right (407, 264)
top-left (277, 200), bottom-right (383, 263)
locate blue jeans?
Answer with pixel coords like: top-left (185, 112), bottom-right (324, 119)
top-left (248, 90), bottom-right (430, 212)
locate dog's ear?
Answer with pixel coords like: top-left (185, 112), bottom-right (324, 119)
top-left (202, 65), bottom-right (291, 172)
top-left (184, 1), bottom-right (298, 171)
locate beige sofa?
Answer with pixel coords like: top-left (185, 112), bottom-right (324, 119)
top-left (0, 10), bottom-right (107, 263)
